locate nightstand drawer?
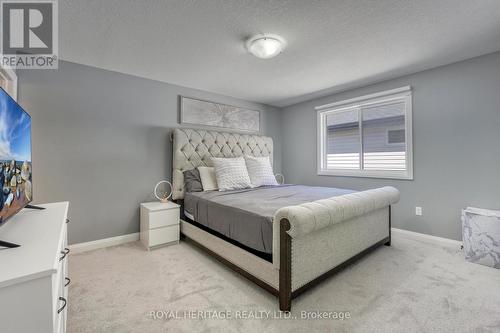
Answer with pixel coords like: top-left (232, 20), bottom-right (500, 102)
top-left (149, 208), bottom-right (179, 229)
top-left (149, 225), bottom-right (179, 246)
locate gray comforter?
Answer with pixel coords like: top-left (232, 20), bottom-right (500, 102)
top-left (184, 185), bottom-right (356, 254)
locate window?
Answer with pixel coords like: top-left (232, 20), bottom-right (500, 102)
top-left (317, 86), bottom-right (413, 179)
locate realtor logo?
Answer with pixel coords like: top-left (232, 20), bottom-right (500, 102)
top-left (0, 0), bottom-right (58, 69)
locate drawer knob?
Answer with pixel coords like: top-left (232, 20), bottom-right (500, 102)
top-left (57, 297), bottom-right (67, 314)
top-left (66, 218), bottom-right (70, 224)
top-left (59, 247), bottom-right (70, 261)
top-left (65, 277), bottom-right (71, 287)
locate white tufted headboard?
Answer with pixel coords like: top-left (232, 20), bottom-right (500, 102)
top-left (172, 128), bottom-right (274, 200)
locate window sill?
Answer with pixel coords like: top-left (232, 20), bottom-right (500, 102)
top-left (317, 169), bottom-right (413, 180)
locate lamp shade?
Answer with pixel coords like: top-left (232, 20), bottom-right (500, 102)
top-left (246, 35), bottom-right (286, 59)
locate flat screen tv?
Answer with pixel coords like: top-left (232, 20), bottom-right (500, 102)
top-left (0, 88), bottom-right (32, 227)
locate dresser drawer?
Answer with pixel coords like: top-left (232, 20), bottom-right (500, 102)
top-left (148, 208), bottom-right (179, 229)
top-left (52, 225), bottom-right (67, 322)
top-left (149, 225), bottom-right (179, 246)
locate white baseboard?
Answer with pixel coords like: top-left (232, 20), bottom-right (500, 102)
top-left (392, 228), bottom-right (462, 248)
top-left (69, 228), bottom-right (460, 254)
top-left (69, 232), bottom-right (140, 254)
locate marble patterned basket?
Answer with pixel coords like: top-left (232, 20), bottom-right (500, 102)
top-left (462, 207), bottom-right (500, 269)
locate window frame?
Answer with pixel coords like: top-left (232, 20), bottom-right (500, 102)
top-left (316, 86), bottom-right (413, 180)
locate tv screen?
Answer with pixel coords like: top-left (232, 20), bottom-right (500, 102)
top-left (0, 88), bottom-right (32, 225)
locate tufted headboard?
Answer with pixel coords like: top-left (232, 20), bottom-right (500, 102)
top-left (172, 128), bottom-right (274, 200)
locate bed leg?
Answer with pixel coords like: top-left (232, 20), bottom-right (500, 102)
top-left (279, 218), bottom-right (292, 312)
top-left (384, 205), bottom-right (392, 246)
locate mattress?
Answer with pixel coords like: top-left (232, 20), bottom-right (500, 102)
top-left (184, 185), bottom-right (356, 254)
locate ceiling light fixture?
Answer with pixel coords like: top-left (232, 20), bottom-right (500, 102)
top-left (246, 34), bottom-right (286, 59)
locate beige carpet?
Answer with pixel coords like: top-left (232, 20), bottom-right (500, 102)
top-left (67, 234), bottom-right (500, 333)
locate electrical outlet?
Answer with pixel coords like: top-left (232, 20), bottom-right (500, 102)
top-left (415, 207), bottom-right (423, 216)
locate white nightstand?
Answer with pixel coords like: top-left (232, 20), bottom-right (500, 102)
top-left (140, 201), bottom-right (180, 250)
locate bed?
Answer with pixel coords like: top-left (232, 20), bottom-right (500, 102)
top-left (172, 128), bottom-right (400, 311)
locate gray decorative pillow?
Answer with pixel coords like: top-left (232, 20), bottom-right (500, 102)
top-left (183, 168), bottom-right (203, 192)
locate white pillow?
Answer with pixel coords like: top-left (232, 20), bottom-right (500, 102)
top-left (198, 166), bottom-right (218, 191)
top-left (211, 157), bottom-right (252, 191)
top-left (244, 155), bottom-right (278, 187)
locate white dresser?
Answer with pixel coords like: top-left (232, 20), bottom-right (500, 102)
top-left (140, 201), bottom-right (180, 250)
top-left (0, 202), bottom-right (70, 333)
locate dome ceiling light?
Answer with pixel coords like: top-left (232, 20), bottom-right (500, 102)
top-left (246, 34), bottom-right (286, 59)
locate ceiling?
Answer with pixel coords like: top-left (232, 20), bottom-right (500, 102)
top-left (60, 0), bottom-right (500, 107)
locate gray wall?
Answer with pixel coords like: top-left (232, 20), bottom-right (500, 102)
top-left (17, 51), bottom-right (500, 243)
top-left (281, 51), bottom-right (500, 241)
top-left (17, 61), bottom-right (282, 244)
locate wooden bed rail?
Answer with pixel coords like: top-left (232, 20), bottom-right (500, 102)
top-left (279, 218), bottom-right (292, 311)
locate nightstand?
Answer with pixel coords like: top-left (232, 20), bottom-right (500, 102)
top-left (140, 201), bottom-right (180, 250)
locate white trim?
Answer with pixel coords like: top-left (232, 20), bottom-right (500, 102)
top-left (392, 228), bottom-right (462, 249)
top-left (69, 232), bottom-right (139, 254)
top-left (318, 169), bottom-right (413, 180)
top-left (405, 92), bottom-right (414, 179)
top-left (316, 108), bottom-right (325, 172)
top-left (317, 87), bottom-right (413, 180)
top-left (315, 86), bottom-right (411, 111)
top-left (67, 229), bottom-right (462, 255)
